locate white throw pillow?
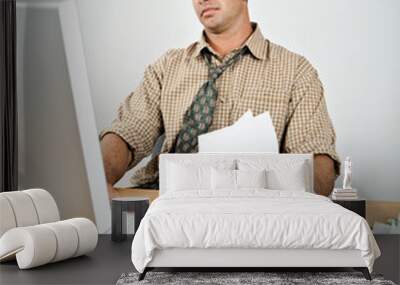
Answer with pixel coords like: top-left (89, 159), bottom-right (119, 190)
top-left (211, 168), bottom-right (237, 190)
top-left (167, 162), bottom-right (211, 191)
top-left (237, 159), bottom-right (308, 191)
top-left (266, 166), bottom-right (306, 191)
top-left (236, 169), bottom-right (268, 189)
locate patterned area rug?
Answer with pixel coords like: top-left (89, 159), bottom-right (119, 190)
top-left (116, 272), bottom-right (396, 285)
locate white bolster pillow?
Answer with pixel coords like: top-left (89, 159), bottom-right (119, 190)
top-left (0, 218), bottom-right (98, 269)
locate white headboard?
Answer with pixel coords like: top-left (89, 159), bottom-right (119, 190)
top-left (159, 153), bottom-right (314, 195)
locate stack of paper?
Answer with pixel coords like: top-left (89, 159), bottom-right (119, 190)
top-left (331, 188), bottom-right (359, 200)
top-left (198, 110), bottom-right (279, 153)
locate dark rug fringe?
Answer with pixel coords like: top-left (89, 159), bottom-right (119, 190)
top-left (116, 271), bottom-right (395, 285)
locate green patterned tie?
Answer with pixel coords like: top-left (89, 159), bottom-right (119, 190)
top-left (174, 47), bottom-right (247, 153)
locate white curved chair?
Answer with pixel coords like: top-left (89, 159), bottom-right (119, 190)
top-left (0, 189), bottom-right (98, 269)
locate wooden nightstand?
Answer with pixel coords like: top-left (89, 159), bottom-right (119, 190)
top-left (332, 199), bottom-right (366, 218)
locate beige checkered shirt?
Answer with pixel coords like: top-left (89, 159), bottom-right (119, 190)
top-left (100, 24), bottom-right (340, 186)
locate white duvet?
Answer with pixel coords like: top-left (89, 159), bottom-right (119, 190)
top-left (131, 190), bottom-right (380, 273)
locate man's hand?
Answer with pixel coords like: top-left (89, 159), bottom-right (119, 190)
top-left (314, 154), bottom-right (336, 197)
top-left (100, 133), bottom-right (133, 201)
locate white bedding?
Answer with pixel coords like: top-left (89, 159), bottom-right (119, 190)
top-left (131, 190), bottom-right (380, 273)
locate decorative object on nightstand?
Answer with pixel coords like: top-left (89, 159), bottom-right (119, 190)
top-left (332, 188), bottom-right (359, 200)
top-left (332, 199), bottom-right (366, 218)
top-left (111, 197), bottom-right (149, 242)
top-left (331, 156), bottom-right (359, 200)
top-left (331, 156), bottom-right (366, 217)
top-left (342, 156), bottom-right (352, 190)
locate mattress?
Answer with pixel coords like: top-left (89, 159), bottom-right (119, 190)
top-left (131, 190), bottom-right (380, 273)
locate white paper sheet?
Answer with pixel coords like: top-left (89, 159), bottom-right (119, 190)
top-left (198, 110), bottom-right (279, 153)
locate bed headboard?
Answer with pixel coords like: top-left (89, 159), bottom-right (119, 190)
top-left (159, 153), bottom-right (314, 195)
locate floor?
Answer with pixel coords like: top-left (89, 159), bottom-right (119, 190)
top-left (1, 234), bottom-right (398, 285)
top-left (0, 235), bottom-right (134, 285)
top-left (373, 234), bottom-right (399, 284)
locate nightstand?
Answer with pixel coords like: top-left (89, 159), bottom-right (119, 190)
top-left (332, 199), bottom-right (366, 218)
top-left (111, 197), bottom-right (150, 242)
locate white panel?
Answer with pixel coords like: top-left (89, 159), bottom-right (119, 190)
top-left (58, 0), bottom-right (110, 233)
top-left (16, 0), bottom-right (110, 233)
top-left (149, 248), bottom-right (366, 268)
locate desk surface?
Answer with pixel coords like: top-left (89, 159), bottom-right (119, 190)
top-left (0, 235), bottom-right (133, 285)
top-left (117, 188), bottom-right (159, 203)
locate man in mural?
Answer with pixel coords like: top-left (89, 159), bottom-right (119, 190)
top-left (100, 0), bottom-right (339, 199)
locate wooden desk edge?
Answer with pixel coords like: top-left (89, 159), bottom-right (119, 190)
top-left (116, 188), bottom-right (159, 203)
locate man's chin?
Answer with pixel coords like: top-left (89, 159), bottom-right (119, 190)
top-left (203, 21), bottom-right (226, 34)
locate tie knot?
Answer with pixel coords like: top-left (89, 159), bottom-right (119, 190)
top-left (203, 47), bottom-right (246, 81)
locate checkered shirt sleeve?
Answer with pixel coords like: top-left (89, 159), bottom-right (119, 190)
top-left (99, 53), bottom-right (167, 169)
top-left (282, 57), bottom-right (341, 175)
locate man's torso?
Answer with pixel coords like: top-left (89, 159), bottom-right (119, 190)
top-left (132, 37), bottom-right (307, 186)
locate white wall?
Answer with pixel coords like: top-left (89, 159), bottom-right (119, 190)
top-left (76, 0), bottom-right (400, 201)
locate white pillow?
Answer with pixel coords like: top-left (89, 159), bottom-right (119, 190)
top-left (266, 166), bottom-right (307, 191)
top-left (211, 168), bottom-right (237, 190)
top-left (167, 162), bottom-right (211, 191)
top-left (236, 169), bottom-right (268, 189)
top-left (211, 169), bottom-right (268, 190)
top-left (237, 159), bottom-right (308, 191)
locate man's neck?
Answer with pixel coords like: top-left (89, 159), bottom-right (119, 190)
top-left (205, 20), bottom-right (253, 58)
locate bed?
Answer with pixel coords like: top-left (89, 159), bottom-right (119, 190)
top-left (131, 153), bottom-right (380, 281)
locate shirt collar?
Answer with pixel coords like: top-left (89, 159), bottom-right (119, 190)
top-left (190, 22), bottom-right (269, 60)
